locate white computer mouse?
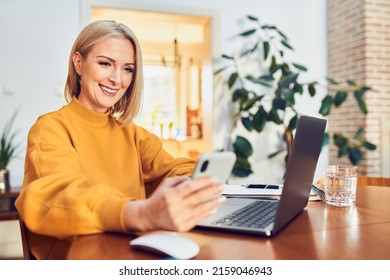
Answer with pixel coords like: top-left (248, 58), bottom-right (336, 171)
top-left (130, 232), bottom-right (200, 260)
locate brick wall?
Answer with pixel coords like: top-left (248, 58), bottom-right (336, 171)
top-left (327, 0), bottom-right (390, 176)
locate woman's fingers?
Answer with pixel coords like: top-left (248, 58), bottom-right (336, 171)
top-left (159, 176), bottom-right (190, 190)
top-left (143, 176), bottom-right (227, 232)
top-left (170, 183), bottom-right (227, 230)
top-left (173, 195), bottom-right (227, 231)
top-left (192, 194), bottom-right (226, 220)
top-left (176, 176), bottom-right (224, 198)
top-left (159, 176), bottom-right (224, 209)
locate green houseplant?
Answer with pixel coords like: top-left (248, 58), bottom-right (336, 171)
top-left (0, 110), bottom-right (22, 192)
top-left (215, 15), bottom-right (376, 177)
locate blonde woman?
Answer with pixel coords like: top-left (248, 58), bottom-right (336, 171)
top-left (16, 20), bottom-right (224, 259)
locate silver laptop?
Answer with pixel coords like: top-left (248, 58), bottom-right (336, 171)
top-left (197, 115), bottom-right (327, 236)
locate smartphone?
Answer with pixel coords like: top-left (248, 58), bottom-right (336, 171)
top-left (192, 151), bottom-right (237, 183)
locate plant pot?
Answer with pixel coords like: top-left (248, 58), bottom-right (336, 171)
top-left (0, 169), bottom-right (11, 193)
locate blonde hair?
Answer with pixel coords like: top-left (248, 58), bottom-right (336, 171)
top-left (64, 20), bottom-right (143, 126)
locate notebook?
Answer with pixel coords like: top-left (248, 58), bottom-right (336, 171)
top-left (196, 115), bottom-right (327, 236)
top-left (222, 183), bottom-right (324, 201)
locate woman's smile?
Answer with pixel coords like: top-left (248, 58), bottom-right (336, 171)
top-left (100, 84), bottom-right (119, 96)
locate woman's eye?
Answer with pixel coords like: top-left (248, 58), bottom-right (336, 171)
top-left (124, 67), bottom-right (134, 73)
top-left (99, 61), bottom-right (111, 67)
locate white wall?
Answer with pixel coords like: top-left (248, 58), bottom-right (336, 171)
top-left (0, 0), bottom-right (80, 186)
top-left (0, 0), bottom-right (327, 186)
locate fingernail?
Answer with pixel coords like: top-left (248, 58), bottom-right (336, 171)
top-left (218, 196), bottom-right (226, 203)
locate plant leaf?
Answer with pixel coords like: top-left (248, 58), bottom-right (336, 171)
top-left (239, 29), bottom-right (257, 37)
top-left (363, 141), bottom-right (376, 150)
top-left (281, 39), bottom-right (294, 50)
top-left (322, 132), bottom-right (330, 147)
top-left (338, 146), bottom-right (349, 158)
top-left (263, 41), bottom-right (270, 60)
top-left (360, 86), bottom-right (372, 93)
top-left (354, 88), bottom-right (364, 99)
top-left (272, 96), bottom-right (287, 110)
top-left (334, 91), bottom-right (348, 107)
top-left (258, 74), bottom-right (274, 81)
top-left (253, 106), bottom-right (267, 132)
top-left (287, 115), bottom-right (298, 131)
top-left (228, 72), bottom-right (239, 89)
top-left (308, 83), bottom-right (316, 97)
top-left (354, 90), bottom-right (368, 114)
top-left (232, 166), bottom-right (253, 177)
top-left (241, 117), bottom-right (253, 132)
top-left (353, 128), bottom-right (364, 139)
top-left (242, 94), bottom-right (264, 110)
top-left (276, 28), bottom-right (287, 40)
top-left (283, 88), bottom-right (295, 106)
top-left (278, 72), bottom-right (299, 88)
top-left (333, 133), bottom-right (348, 147)
top-left (269, 56), bottom-right (279, 75)
top-left (326, 77), bottom-right (338, 85)
top-left (319, 95), bottom-right (333, 116)
top-left (357, 99), bottom-right (368, 115)
top-left (233, 135), bottom-right (253, 158)
top-left (221, 54), bottom-right (234, 60)
top-left (292, 63), bottom-right (307, 72)
top-left (247, 15), bottom-right (258, 21)
top-left (240, 41), bottom-right (259, 57)
top-left (232, 88), bottom-right (249, 102)
top-left (232, 155), bottom-right (253, 177)
top-left (261, 24), bottom-right (275, 30)
top-left (292, 82), bottom-right (303, 94)
top-left (213, 66), bottom-right (228, 76)
top-left (348, 147), bottom-right (362, 165)
top-left (245, 75), bottom-right (272, 87)
top-left (269, 108), bottom-right (283, 125)
top-left (280, 63), bottom-right (291, 75)
top-left (268, 149), bottom-right (283, 159)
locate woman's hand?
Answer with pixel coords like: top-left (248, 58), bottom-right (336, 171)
top-left (123, 176), bottom-right (225, 232)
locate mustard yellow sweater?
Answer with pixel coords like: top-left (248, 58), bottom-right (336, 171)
top-left (15, 97), bottom-right (195, 239)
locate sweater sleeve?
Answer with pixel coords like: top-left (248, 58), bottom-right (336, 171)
top-left (15, 116), bottom-right (129, 238)
top-left (134, 125), bottom-right (196, 193)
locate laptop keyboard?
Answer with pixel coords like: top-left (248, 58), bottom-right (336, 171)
top-left (212, 200), bottom-right (278, 228)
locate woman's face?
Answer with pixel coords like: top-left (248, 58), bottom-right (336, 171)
top-left (73, 37), bottom-right (135, 114)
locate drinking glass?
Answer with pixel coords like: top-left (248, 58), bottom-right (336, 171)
top-left (324, 165), bottom-right (357, 207)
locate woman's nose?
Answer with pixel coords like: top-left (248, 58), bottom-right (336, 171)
top-left (108, 68), bottom-right (121, 84)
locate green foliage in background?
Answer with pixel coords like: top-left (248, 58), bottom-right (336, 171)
top-left (215, 15), bottom-right (376, 177)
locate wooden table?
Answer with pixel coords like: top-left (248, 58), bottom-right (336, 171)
top-left (65, 182), bottom-right (390, 260)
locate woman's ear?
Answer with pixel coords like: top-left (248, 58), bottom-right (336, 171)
top-left (72, 52), bottom-right (83, 75)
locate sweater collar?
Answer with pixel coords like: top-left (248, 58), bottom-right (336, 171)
top-left (68, 97), bottom-right (111, 128)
